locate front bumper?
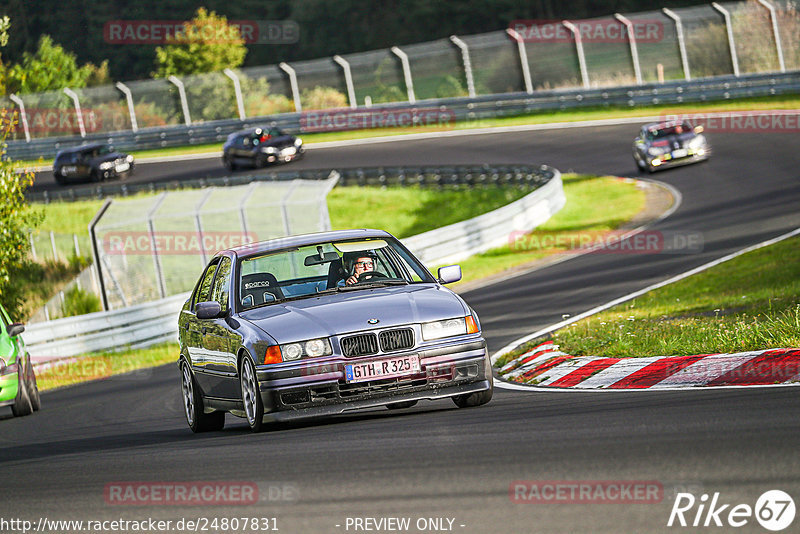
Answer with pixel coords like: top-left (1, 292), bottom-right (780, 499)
top-left (648, 147), bottom-right (710, 171)
top-left (254, 337), bottom-right (490, 422)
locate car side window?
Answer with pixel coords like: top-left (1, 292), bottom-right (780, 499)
top-left (210, 257), bottom-right (232, 312)
top-left (193, 262), bottom-right (219, 310)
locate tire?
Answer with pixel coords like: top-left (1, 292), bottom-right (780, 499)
top-left (386, 400), bottom-right (418, 410)
top-left (54, 174), bottom-right (67, 185)
top-left (11, 370), bottom-right (33, 417)
top-left (90, 169), bottom-right (102, 182)
top-left (240, 355), bottom-right (265, 432)
top-left (181, 359), bottom-right (224, 433)
top-left (223, 157), bottom-right (237, 171)
top-left (26, 360), bottom-right (41, 412)
top-left (255, 155), bottom-right (268, 168)
top-left (452, 382), bottom-right (493, 408)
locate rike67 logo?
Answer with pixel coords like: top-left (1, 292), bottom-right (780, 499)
top-left (668, 490), bottom-right (795, 531)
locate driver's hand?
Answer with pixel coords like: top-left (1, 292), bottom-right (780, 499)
top-left (345, 275), bottom-right (358, 286)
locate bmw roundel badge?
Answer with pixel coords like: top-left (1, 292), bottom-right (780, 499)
top-left (367, 318), bottom-right (380, 325)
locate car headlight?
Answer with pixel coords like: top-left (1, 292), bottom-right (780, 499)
top-left (294, 137), bottom-right (303, 147)
top-left (279, 338), bottom-right (332, 361)
top-left (647, 147), bottom-right (666, 156)
top-left (261, 146), bottom-right (278, 154)
top-left (688, 135), bottom-right (706, 148)
top-left (126, 154), bottom-right (134, 163)
top-left (421, 316), bottom-right (479, 341)
top-left (99, 161), bottom-right (114, 170)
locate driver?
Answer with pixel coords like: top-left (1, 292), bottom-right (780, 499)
top-left (342, 251), bottom-right (377, 286)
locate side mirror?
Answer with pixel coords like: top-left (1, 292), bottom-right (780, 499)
top-left (437, 265), bottom-right (462, 285)
top-left (694, 125), bottom-right (704, 134)
top-left (196, 301), bottom-right (223, 320)
top-left (7, 323), bottom-right (25, 337)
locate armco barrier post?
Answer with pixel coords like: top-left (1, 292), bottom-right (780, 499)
top-left (224, 68), bottom-right (246, 120)
top-left (614, 14), bottom-right (643, 85)
top-left (115, 82), bottom-right (139, 132)
top-left (712, 2), bottom-right (740, 76)
top-left (662, 8), bottom-right (691, 81)
top-left (333, 55), bottom-right (357, 109)
top-left (167, 75), bottom-right (192, 125)
top-left (279, 62), bottom-right (303, 112)
top-left (62, 88), bottom-right (86, 138)
top-left (8, 94), bottom-right (31, 142)
top-left (391, 46), bottom-right (417, 104)
top-left (756, 0), bottom-right (786, 73)
top-left (505, 29), bottom-right (533, 94)
top-left (562, 21), bottom-right (590, 89)
top-left (449, 35), bottom-right (476, 98)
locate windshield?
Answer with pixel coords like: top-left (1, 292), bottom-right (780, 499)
top-left (648, 122), bottom-right (693, 139)
top-left (238, 237), bottom-right (432, 310)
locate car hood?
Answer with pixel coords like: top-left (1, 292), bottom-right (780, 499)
top-left (262, 135), bottom-right (296, 149)
top-left (238, 284), bottom-right (468, 343)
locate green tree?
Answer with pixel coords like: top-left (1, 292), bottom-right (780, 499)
top-left (5, 35), bottom-right (99, 94)
top-left (154, 8), bottom-right (247, 77)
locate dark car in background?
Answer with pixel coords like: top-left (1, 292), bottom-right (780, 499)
top-left (222, 126), bottom-right (304, 170)
top-left (632, 121), bottom-right (710, 173)
top-left (178, 229), bottom-right (492, 433)
top-left (53, 143), bottom-right (134, 185)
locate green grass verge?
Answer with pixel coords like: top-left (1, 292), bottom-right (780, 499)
top-left (524, 236), bottom-right (800, 361)
top-left (448, 174), bottom-right (645, 287)
top-left (36, 343), bottom-right (179, 391)
top-left (13, 93), bottom-right (800, 168)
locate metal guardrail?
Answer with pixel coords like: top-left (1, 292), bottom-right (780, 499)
top-left (30, 164), bottom-right (552, 203)
top-left (8, 70), bottom-right (800, 163)
top-left (24, 163), bottom-right (558, 361)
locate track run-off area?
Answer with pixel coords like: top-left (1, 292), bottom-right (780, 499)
top-left (6, 116), bottom-right (800, 533)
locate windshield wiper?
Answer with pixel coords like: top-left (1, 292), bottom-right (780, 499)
top-left (338, 280), bottom-right (409, 291)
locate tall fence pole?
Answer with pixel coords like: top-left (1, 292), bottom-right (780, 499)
top-left (279, 62), bottom-right (302, 112)
top-left (194, 188), bottom-right (214, 266)
top-left (449, 35), bottom-right (476, 98)
top-left (712, 2), bottom-right (740, 77)
top-left (88, 198), bottom-right (114, 311)
top-left (614, 14), bottom-right (643, 85)
top-left (562, 21), bottom-right (590, 89)
top-left (115, 82), bottom-right (139, 132)
top-left (333, 55), bottom-right (357, 109)
top-left (756, 0), bottom-right (786, 73)
top-left (8, 94), bottom-right (30, 142)
top-left (62, 88), bottom-right (86, 138)
top-left (390, 46), bottom-right (417, 104)
top-left (224, 68), bottom-right (246, 120)
top-left (662, 8), bottom-right (692, 81)
top-left (167, 75), bottom-right (192, 125)
top-left (505, 29), bottom-right (533, 94)
top-left (147, 193), bottom-right (169, 299)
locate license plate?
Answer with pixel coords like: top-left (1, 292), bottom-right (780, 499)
top-left (345, 355), bottom-right (421, 383)
top-left (281, 146), bottom-right (296, 156)
top-left (672, 148), bottom-right (688, 158)
top-left (62, 166), bottom-right (77, 174)
top-left (115, 162), bottom-right (130, 173)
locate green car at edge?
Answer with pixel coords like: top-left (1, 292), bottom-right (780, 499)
top-left (0, 304), bottom-right (40, 417)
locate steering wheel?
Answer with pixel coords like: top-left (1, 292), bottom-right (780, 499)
top-left (356, 271), bottom-right (388, 283)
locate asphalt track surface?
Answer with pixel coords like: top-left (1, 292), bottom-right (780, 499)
top-left (6, 124), bottom-right (800, 533)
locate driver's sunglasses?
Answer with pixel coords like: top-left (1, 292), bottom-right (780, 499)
top-left (355, 260), bottom-right (374, 268)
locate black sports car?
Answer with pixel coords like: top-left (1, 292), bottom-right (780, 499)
top-left (632, 121), bottom-right (710, 173)
top-left (222, 126), bottom-right (304, 170)
top-left (52, 143), bottom-right (134, 185)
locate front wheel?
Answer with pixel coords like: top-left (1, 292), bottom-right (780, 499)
top-left (181, 359), bottom-right (224, 433)
top-left (26, 360), bottom-right (41, 411)
top-left (452, 382), bottom-right (493, 408)
top-left (11, 371), bottom-right (33, 417)
top-left (240, 355), bottom-right (265, 432)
